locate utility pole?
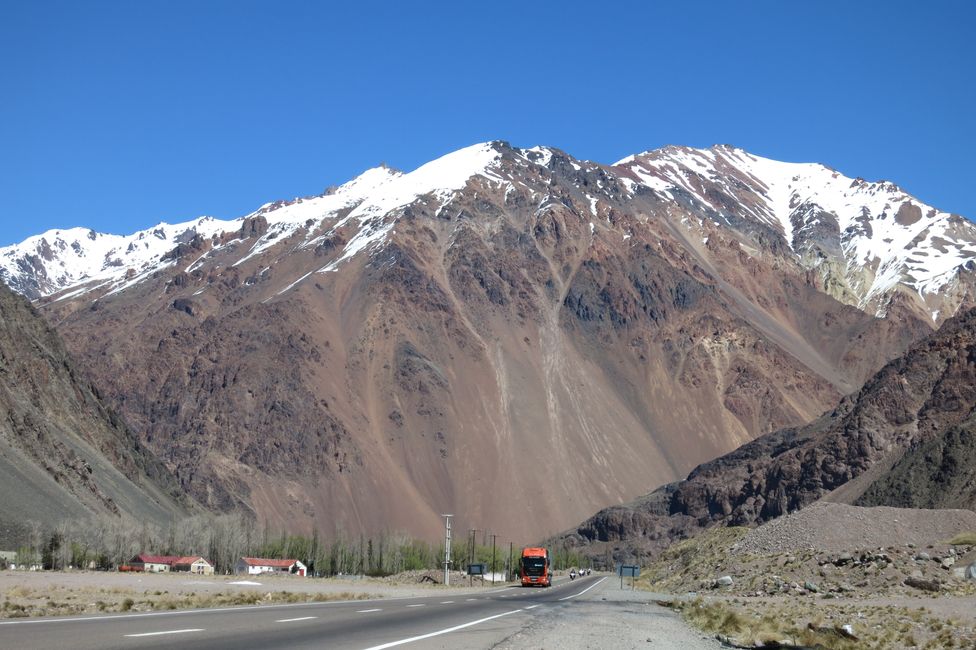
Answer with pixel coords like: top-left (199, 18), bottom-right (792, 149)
top-left (442, 514), bottom-right (453, 586)
top-left (468, 529), bottom-right (474, 569)
top-left (508, 542), bottom-right (513, 583)
top-left (490, 534), bottom-right (497, 585)
top-left (468, 529), bottom-right (479, 568)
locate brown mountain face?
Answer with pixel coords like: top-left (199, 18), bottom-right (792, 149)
top-left (25, 143), bottom-right (949, 543)
top-left (557, 307), bottom-right (976, 560)
top-left (855, 411), bottom-right (976, 510)
top-left (0, 282), bottom-right (187, 547)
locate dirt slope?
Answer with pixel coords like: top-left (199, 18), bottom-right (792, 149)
top-left (0, 282), bottom-right (188, 547)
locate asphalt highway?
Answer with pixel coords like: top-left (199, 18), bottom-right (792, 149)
top-left (0, 575), bottom-right (608, 650)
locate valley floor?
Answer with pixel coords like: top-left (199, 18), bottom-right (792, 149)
top-left (0, 569), bottom-right (508, 617)
top-left (0, 571), bottom-right (726, 649)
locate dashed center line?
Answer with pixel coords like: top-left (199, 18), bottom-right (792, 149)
top-left (525, 604), bottom-right (540, 610)
top-left (124, 629), bottom-right (203, 638)
top-left (275, 616), bottom-right (317, 623)
top-left (465, 598), bottom-right (478, 601)
top-left (406, 604), bottom-right (425, 608)
top-left (439, 601), bottom-right (454, 604)
top-left (357, 608), bottom-right (383, 613)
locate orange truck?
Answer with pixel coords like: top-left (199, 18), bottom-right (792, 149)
top-left (519, 547), bottom-right (552, 587)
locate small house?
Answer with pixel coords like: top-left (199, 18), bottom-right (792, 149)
top-left (234, 557), bottom-right (307, 577)
top-left (172, 556), bottom-right (214, 575)
top-left (129, 554), bottom-right (179, 572)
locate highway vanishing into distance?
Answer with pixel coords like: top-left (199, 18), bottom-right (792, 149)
top-left (0, 575), bottom-right (609, 650)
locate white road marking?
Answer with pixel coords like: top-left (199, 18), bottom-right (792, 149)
top-left (439, 601), bottom-right (454, 604)
top-left (558, 577), bottom-right (607, 601)
top-left (357, 608), bottom-right (383, 613)
top-left (525, 604), bottom-right (540, 610)
top-left (361, 609), bottom-right (524, 650)
top-left (275, 616), bottom-right (317, 622)
top-left (406, 604), bottom-right (425, 608)
top-left (465, 598), bottom-right (478, 601)
top-left (124, 629), bottom-right (203, 638)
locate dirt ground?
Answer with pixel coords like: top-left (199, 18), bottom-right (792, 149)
top-left (0, 569), bottom-right (518, 618)
top-left (640, 503), bottom-right (976, 648)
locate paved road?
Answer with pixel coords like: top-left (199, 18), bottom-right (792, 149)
top-left (0, 575), bottom-right (608, 650)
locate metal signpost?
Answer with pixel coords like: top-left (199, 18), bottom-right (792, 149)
top-left (617, 564), bottom-right (640, 589)
top-left (490, 534), bottom-right (497, 585)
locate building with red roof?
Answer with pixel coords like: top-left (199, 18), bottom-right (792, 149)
top-left (234, 557), bottom-right (307, 577)
top-left (172, 556), bottom-right (215, 575)
top-left (128, 554), bottom-right (181, 573)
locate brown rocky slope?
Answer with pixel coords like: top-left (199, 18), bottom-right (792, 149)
top-left (0, 282), bottom-right (188, 547)
top-left (558, 306), bottom-right (976, 560)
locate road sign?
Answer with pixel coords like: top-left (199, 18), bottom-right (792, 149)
top-left (468, 563), bottom-right (485, 576)
top-left (617, 564), bottom-right (640, 577)
top-left (617, 564), bottom-right (640, 589)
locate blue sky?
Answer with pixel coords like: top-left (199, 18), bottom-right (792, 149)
top-left (2, 1), bottom-right (974, 246)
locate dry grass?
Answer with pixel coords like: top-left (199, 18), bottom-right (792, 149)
top-left (662, 597), bottom-right (976, 649)
top-left (948, 532), bottom-right (976, 546)
top-left (638, 526), bottom-right (976, 648)
top-left (637, 526), bottom-right (751, 592)
top-left (668, 597), bottom-right (859, 649)
top-left (0, 584), bottom-right (377, 619)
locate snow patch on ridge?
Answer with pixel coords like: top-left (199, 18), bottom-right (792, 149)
top-left (616, 145), bottom-right (976, 308)
top-left (0, 217), bottom-right (234, 298)
top-left (0, 143), bottom-right (505, 298)
top-left (4, 141), bottom-right (974, 319)
top-left (312, 143), bottom-right (505, 274)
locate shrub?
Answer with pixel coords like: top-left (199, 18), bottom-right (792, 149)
top-left (947, 531), bottom-right (976, 546)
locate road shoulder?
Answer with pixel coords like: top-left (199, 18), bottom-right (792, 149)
top-left (494, 579), bottom-right (724, 650)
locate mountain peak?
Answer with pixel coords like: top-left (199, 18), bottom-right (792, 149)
top-left (2, 141), bottom-right (974, 325)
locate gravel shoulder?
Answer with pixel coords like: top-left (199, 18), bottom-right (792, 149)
top-left (495, 579), bottom-right (724, 650)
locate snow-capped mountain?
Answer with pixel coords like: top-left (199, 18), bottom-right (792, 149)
top-left (615, 145), bottom-right (976, 320)
top-left (4, 142), bottom-right (974, 325)
top-left (0, 143), bottom-right (499, 299)
top-left (3, 141), bottom-right (974, 543)
top-left (0, 218), bottom-right (234, 300)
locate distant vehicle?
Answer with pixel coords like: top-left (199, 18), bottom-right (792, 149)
top-left (519, 547), bottom-right (552, 587)
top-left (569, 569), bottom-right (577, 580)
